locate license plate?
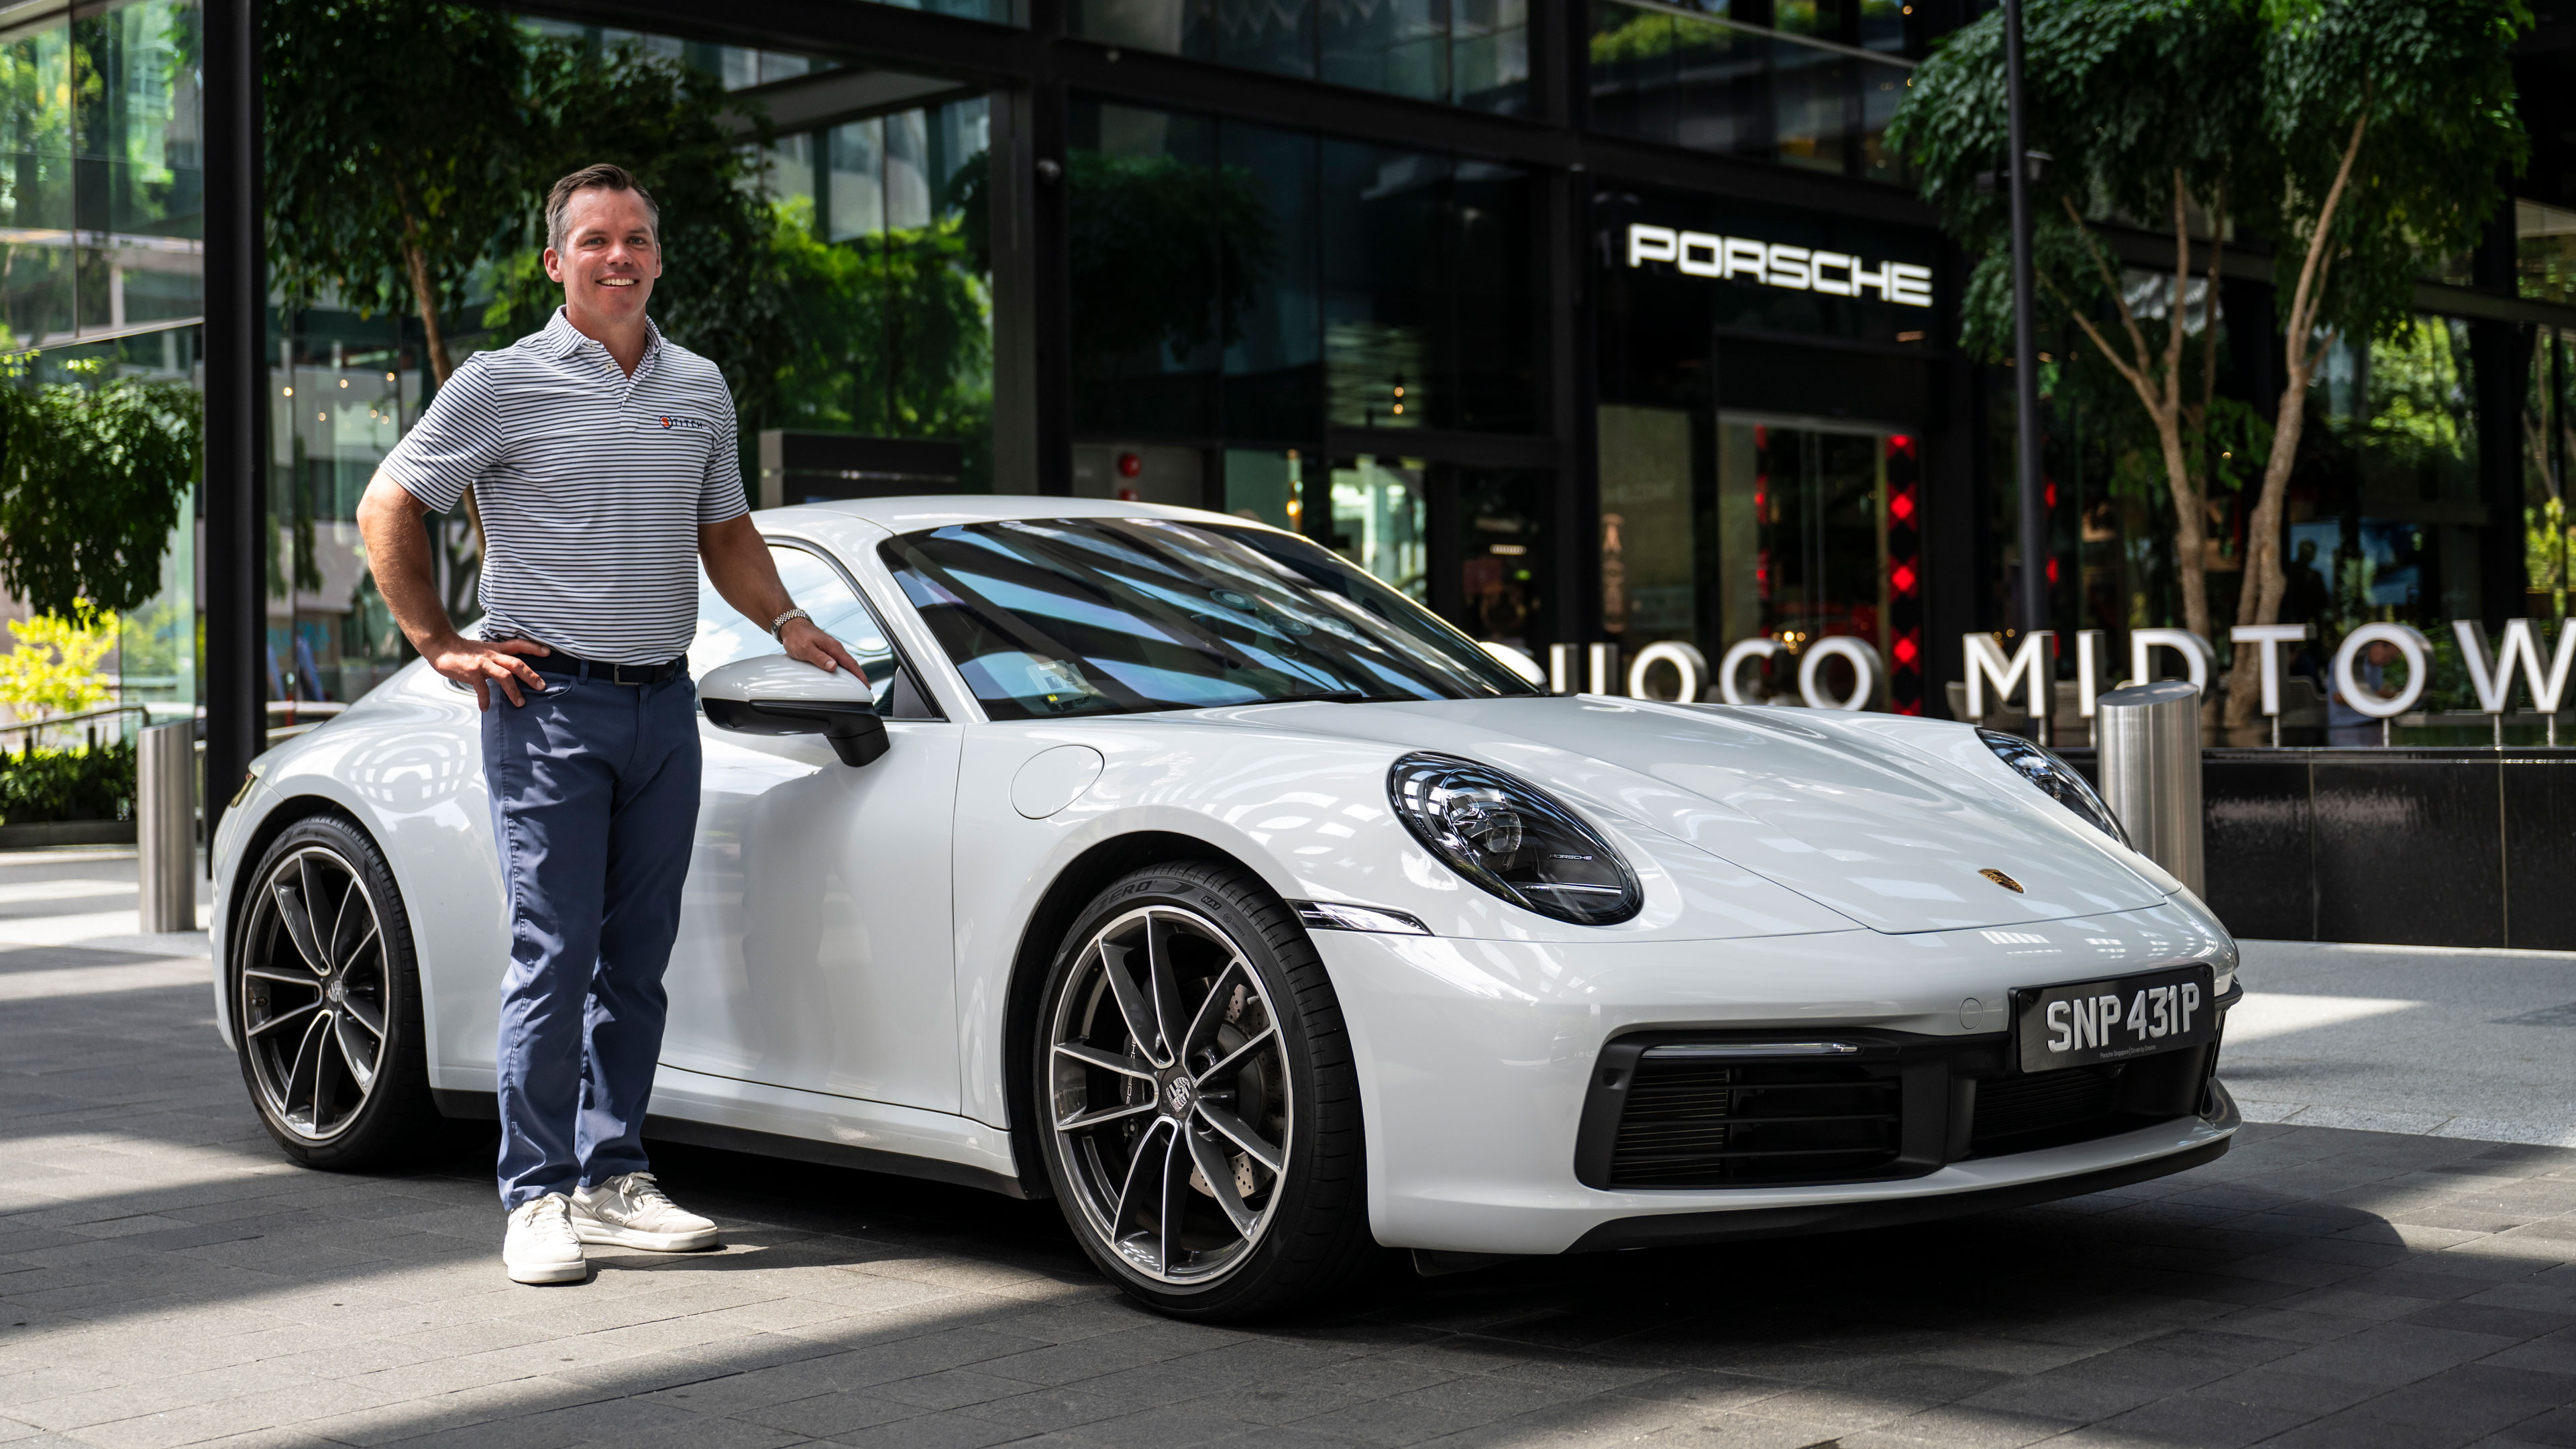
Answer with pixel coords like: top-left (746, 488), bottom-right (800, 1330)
top-left (2014, 965), bottom-right (2217, 1073)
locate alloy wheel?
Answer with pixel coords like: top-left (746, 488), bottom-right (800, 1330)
top-left (1048, 904), bottom-right (1292, 1286)
top-left (239, 845), bottom-right (390, 1142)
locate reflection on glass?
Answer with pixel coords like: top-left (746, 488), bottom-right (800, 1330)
top-left (2523, 325), bottom-right (2576, 619)
top-left (883, 517), bottom-right (1534, 719)
top-left (1329, 456), bottom-right (1428, 600)
top-left (2520, 199), bottom-right (2576, 307)
top-left (2307, 318), bottom-right (2483, 632)
top-left (1073, 0), bottom-right (1526, 110)
top-left (1589, 0), bottom-right (1913, 185)
top-left (1597, 403), bottom-right (1696, 644)
top-left (1718, 421), bottom-right (1887, 700)
top-left (1, 2), bottom-right (201, 350)
top-left (827, 119), bottom-right (886, 242)
top-left (1224, 449), bottom-right (1307, 532)
top-left (1458, 469), bottom-right (1548, 647)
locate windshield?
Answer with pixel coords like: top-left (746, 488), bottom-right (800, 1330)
top-left (880, 517), bottom-right (1541, 720)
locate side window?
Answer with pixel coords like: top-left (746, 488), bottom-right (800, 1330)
top-left (690, 544), bottom-right (941, 720)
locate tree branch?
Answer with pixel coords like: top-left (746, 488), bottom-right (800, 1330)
top-left (2286, 110), bottom-right (2370, 348)
top-left (2062, 195), bottom-right (2157, 386)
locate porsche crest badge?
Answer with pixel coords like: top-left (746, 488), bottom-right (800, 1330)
top-left (1979, 868), bottom-right (2025, 894)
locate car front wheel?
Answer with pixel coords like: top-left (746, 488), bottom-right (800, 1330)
top-left (1034, 861), bottom-right (1378, 1319)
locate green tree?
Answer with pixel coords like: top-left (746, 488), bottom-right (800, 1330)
top-left (263, 1), bottom-right (525, 389)
top-left (0, 363), bottom-right (199, 621)
top-left (1894, 0), bottom-right (2525, 725)
top-left (1892, 0), bottom-right (2266, 648)
top-left (2224, 0), bottom-right (2527, 725)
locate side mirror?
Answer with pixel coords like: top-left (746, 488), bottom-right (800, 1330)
top-left (699, 656), bottom-right (889, 767)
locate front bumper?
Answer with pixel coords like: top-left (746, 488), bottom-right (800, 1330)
top-left (1311, 900), bottom-right (2239, 1256)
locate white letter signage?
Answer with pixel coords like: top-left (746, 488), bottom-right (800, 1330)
top-left (1964, 631), bottom-right (2054, 721)
top-left (1799, 636), bottom-right (1882, 710)
top-left (1627, 223), bottom-right (1933, 308)
top-left (1717, 638), bottom-right (1783, 705)
top-left (2229, 624), bottom-right (2312, 718)
top-left (2331, 623), bottom-right (2431, 720)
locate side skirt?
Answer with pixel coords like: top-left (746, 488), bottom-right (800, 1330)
top-left (427, 1088), bottom-right (1033, 1200)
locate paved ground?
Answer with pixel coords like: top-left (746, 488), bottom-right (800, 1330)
top-left (7, 850), bottom-right (2576, 1448)
top-left (2226, 944), bottom-right (2576, 1145)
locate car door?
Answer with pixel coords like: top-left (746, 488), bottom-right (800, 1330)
top-left (659, 539), bottom-right (965, 1113)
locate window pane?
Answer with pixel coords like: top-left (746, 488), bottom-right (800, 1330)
top-left (827, 118), bottom-right (885, 242)
top-left (1067, 100), bottom-right (1222, 436)
top-left (882, 517), bottom-right (1532, 720)
top-left (691, 547), bottom-right (904, 705)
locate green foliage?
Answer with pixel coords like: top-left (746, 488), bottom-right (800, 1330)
top-left (0, 611), bottom-right (116, 716)
top-left (1892, 0), bottom-right (2265, 364)
top-left (761, 200), bottom-right (994, 476)
top-left (1063, 151), bottom-right (1279, 365)
top-left (0, 741), bottom-right (133, 825)
top-left (0, 363), bottom-right (200, 620)
top-left (2260, 0), bottom-right (2530, 349)
top-left (262, 1), bottom-right (527, 327)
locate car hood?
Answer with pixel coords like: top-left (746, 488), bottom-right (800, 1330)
top-left (1193, 694), bottom-right (2171, 933)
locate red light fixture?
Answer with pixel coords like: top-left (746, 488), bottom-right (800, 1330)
top-left (1888, 490), bottom-right (1916, 523)
top-left (1117, 451), bottom-right (1143, 478)
top-left (1890, 561), bottom-right (1917, 595)
top-left (1892, 633), bottom-right (1919, 666)
top-left (2044, 556), bottom-right (2060, 586)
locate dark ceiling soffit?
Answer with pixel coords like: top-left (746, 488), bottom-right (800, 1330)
top-left (1322, 426), bottom-right (1564, 469)
top-left (723, 66), bottom-right (983, 135)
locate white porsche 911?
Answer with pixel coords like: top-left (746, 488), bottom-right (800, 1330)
top-left (211, 496), bottom-right (2240, 1318)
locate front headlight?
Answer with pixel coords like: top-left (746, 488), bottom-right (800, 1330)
top-left (1387, 753), bottom-right (1642, 925)
top-left (1978, 729), bottom-right (2130, 847)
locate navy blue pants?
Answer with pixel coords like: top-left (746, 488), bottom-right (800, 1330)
top-left (481, 665), bottom-right (700, 1210)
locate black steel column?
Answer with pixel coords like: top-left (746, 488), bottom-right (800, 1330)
top-left (203, 0), bottom-right (266, 847)
top-left (2002, 0), bottom-right (2047, 641)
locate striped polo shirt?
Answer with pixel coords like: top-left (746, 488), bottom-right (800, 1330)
top-left (382, 309), bottom-right (747, 665)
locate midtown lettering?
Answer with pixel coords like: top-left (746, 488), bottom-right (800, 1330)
top-left (1501, 621), bottom-right (2576, 726)
top-left (1625, 222), bottom-right (1935, 307)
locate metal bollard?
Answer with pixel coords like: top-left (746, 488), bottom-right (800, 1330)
top-left (2094, 680), bottom-right (2203, 897)
top-left (138, 722), bottom-right (195, 933)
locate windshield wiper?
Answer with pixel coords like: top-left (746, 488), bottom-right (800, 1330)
top-left (1263, 689), bottom-right (1375, 704)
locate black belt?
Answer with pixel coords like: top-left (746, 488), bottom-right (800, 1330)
top-left (525, 650), bottom-right (685, 686)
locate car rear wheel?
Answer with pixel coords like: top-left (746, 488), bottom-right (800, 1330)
top-left (1034, 861), bottom-right (1379, 1319)
top-left (231, 813), bottom-right (438, 1170)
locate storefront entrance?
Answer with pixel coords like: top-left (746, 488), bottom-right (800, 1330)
top-left (1601, 407), bottom-right (1925, 710)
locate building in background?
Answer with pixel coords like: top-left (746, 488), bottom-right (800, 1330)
top-left (21, 0), bottom-right (2576, 733)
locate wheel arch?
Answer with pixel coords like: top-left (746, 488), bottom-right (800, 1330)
top-left (998, 830), bottom-right (1287, 1200)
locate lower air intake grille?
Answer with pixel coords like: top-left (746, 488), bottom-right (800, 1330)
top-left (1972, 1065), bottom-right (2119, 1147)
top-left (1608, 1055), bottom-right (1901, 1188)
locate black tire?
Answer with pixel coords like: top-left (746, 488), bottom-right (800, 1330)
top-left (229, 813), bottom-right (439, 1170)
top-left (1032, 861), bottom-right (1380, 1320)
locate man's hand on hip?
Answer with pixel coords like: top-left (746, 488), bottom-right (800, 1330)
top-left (780, 617), bottom-right (864, 678)
top-left (430, 635), bottom-right (553, 711)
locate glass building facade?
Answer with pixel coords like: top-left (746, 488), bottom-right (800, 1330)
top-left (25, 0), bottom-right (2576, 742)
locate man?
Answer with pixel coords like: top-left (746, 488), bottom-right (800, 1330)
top-left (356, 163), bottom-right (860, 1285)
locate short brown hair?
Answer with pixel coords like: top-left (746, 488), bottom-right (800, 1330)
top-left (545, 163), bottom-right (659, 254)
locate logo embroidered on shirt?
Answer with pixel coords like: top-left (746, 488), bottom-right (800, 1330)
top-left (657, 415), bottom-right (709, 431)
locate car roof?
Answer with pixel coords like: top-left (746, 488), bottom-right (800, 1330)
top-left (758, 494), bottom-right (1276, 537)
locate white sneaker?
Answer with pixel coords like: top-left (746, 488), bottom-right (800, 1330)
top-left (503, 1193), bottom-right (588, 1284)
top-left (570, 1172), bottom-right (720, 1252)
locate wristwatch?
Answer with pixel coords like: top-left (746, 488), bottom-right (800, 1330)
top-left (769, 607), bottom-right (812, 640)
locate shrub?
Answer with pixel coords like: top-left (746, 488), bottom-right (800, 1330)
top-left (0, 741), bottom-right (136, 826)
